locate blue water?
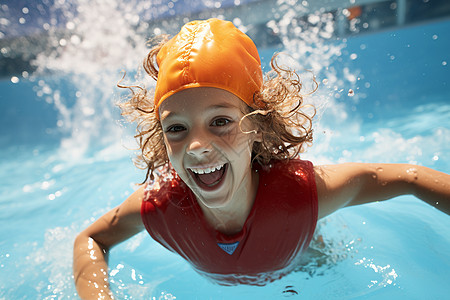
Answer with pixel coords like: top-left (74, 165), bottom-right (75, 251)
top-left (1, 8), bottom-right (450, 300)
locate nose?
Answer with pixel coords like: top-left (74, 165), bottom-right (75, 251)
top-left (186, 135), bottom-right (213, 157)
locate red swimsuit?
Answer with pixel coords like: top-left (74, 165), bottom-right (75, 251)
top-left (141, 160), bottom-right (318, 285)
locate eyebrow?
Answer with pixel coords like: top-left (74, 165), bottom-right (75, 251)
top-left (161, 102), bottom-right (239, 121)
top-left (207, 103), bottom-right (239, 111)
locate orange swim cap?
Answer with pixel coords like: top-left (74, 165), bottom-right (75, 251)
top-left (154, 18), bottom-right (263, 118)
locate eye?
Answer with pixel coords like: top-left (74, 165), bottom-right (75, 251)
top-left (165, 124), bottom-right (186, 133)
top-left (211, 118), bottom-right (231, 127)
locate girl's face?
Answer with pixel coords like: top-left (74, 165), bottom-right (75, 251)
top-left (159, 87), bottom-right (260, 209)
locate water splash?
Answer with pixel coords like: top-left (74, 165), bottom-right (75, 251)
top-left (24, 0), bottom-right (361, 164)
top-left (266, 2), bottom-right (363, 165)
top-left (267, 6), bottom-right (450, 169)
top-left (354, 258), bottom-right (399, 288)
top-left (31, 0), bottom-right (152, 160)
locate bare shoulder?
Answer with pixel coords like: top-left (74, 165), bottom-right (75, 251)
top-left (79, 185), bottom-right (147, 248)
top-left (314, 163), bottom-right (368, 218)
top-left (118, 185), bottom-right (147, 217)
top-left (313, 163), bottom-right (414, 219)
top-left (314, 163), bottom-right (375, 192)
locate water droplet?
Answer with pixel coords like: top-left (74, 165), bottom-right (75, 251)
top-left (22, 185), bottom-right (32, 193)
top-left (70, 35), bottom-right (81, 45)
top-left (350, 53), bottom-right (357, 60)
top-left (406, 167), bottom-right (418, 180)
top-left (442, 61), bottom-right (447, 66)
top-left (376, 167), bottom-right (383, 172)
top-left (10, 76), bottom-right (19, 83)
top-left (348, 89), bottom-right (354, 96)
top-left (432, 155), bottom-right (439, 161)
top-left (342, 9), bottom-right (351, 17)
top-left (432, 34), bottom-right (438, 40)
top-left (22, 7), bottom-right (29, 14)
top-left (406, 168), bottom-right (417, 175)
top-left (82, 106), bottom-right (95, 116)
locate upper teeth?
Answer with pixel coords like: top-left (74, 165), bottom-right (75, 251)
top-left (190, 164), bottom-right (225, 175)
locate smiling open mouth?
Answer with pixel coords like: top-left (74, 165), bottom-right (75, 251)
top-left (189, 163), bottom-right (228, 190)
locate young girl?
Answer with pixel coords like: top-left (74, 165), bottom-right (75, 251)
top-left (73, 18), bottom-right (450, 299)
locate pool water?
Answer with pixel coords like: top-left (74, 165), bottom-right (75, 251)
top-left (1, 2), bottom-right (450, 299)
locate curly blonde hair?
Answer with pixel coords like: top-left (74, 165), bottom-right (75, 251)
top-left (118, 36), bottom-right (316, 183)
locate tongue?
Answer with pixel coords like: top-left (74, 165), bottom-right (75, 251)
top-left (197, 169), bottom-right (224, 185)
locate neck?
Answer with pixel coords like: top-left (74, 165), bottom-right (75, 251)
top-left (198, 169), bottom-right (259, 235)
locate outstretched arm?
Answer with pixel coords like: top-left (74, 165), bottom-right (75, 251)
top-left (73, 186), bottom-right (145, 299)
top-left (315, 163), bottom-right (450, 219)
